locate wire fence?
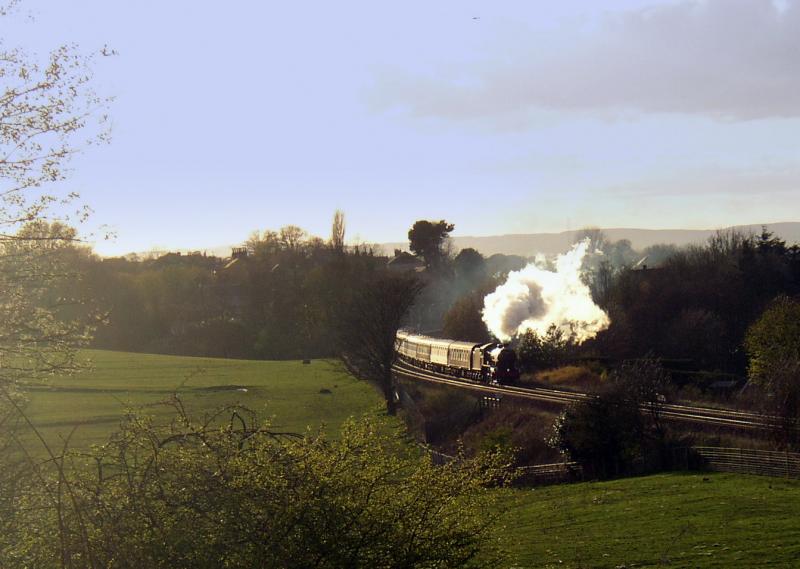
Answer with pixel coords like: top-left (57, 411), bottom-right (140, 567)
top-left (676, 446), bottom-right (800, 478)
top-left (421, 445), bottom-right (583, 485)
top-left (424, 444), bottom-right (800, 486)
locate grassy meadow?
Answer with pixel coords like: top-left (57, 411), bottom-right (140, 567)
top-left (502, 471), bottom-right (800, 568)
top-left (19, 349), bottom-right (384, 449)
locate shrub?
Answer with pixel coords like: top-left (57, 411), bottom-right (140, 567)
top-left (548, 358), bottom-right (671, 478)
top-left (3, 400), bottom-right (513, 568)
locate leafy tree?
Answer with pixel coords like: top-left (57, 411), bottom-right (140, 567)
top-left (640, 243), bottom-right (679, 267)
top-left (442, 290), bottom-right (491, 343)
top-left (453, 248), bottom-right (486, 284)
top-left (548, 358), bottom-right (670, 478)
top-left (744, 295), bottom-right (800, 386)
top-left (408, 219), bottom-right (454, 269)
top-left (598, 228), bottom-right (800, 373)
top-left (549, 385), bottom-right (643, 478)
top-left (0, 22), bottom-right (108, 233)
top-left (745, 296), bottom-right (800, 448)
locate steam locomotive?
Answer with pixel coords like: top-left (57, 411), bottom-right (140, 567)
top-left (395, 330), bottom-right (520, 384)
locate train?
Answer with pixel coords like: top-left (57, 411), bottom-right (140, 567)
top-left (395, 329), bottom-right (520, 384)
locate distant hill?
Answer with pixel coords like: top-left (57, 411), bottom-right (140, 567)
top-left (382, 222), bottom-right (800, 258)
top-left (119, 222), bottom-right (800, 260)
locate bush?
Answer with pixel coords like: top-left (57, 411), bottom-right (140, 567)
top-left (547, 358), bottom-right (671, 478)
top-left (3, 400), bottom-right (513, 568)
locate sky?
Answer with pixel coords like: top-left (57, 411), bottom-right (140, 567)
top-left (7, 0), bottom-right (800, 255)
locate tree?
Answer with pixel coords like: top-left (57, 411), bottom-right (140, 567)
top-left (0, 10), bottom-right (109, 561)
top-left (516, 325), bottom-right (575, 371)
top-left (745, 296), bottom-right (800, 386)
top-left (548, 358), bottom-right (670, 477)
top-left (453, 247), bottom-right (486, 286)
top-left (279, 225), bottom-right (308, 252)
top-left (408, 219), bottom-right (454, 269)
top-left (745, 296), bottom-right (800, 448)
top-left (549, 385), bottom-right (643, 479)
top-left (574, 227), bottom-right (607, 253)
top-left (442, 291), bottom-right (491, 343)
top-left (337, 271), bottom-right (423, 415)
top-left (0, 16), bottom-right (108, 233)
top-left (330, 209), bottom-right (346, 252)
top-left (0, 7), bottom-right (108, 388)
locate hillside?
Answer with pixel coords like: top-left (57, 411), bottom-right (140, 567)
top-left (502, 471), bottom-right (800, 567)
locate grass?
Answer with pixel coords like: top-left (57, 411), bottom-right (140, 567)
top-left (17, 351), bottom-right (800, 568)
top-left (501, 471), bottom-right (800, 568)
top-left (18, 349), bottom-right (384, 450)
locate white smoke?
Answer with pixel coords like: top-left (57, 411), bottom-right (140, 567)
top-left (482, 240), bottom-right (610, 343)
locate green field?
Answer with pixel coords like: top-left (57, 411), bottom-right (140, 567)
top-left (502, 472), bottom-right (800, 568)
top-left (20, 349), bottom-right (384, 449)
top-left (18, 351), bottom-right (800, 568)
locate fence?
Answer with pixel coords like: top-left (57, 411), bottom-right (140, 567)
top-left (677, 446), bottom-right (800, 478)
top-left (517, 461), bottom-right (583, 485)
top-left (420, 444), bottom-right (582, 484)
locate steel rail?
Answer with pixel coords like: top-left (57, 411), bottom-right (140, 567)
top-left (393, 360), bottom-right (774, 431)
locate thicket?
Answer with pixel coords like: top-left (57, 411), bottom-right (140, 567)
top-left (0, 399), bottom-right (513, 568)
top-left (548, 358), bottom-right (676, 478)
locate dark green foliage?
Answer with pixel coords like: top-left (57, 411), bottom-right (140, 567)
top-left (453, 248), bottom-right (486, 285)
top-left (407, 219), bottom-right (455, 269)
top-left (336, 271), bottom-right (423, 414)
top-left (596, 229), bottom-right (800, 375)
top-left (548, 358), bottom-right (670, 478)
top-left (549, 386), bottom-right (644, 478)
top-left (442, 291), bottom-right (492, 343)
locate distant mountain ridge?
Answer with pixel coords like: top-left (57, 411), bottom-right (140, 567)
top-left (382, 222), bottom-right (800, 258)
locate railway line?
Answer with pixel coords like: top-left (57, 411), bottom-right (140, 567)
top-left (394, 360), bottom-right (775, 431)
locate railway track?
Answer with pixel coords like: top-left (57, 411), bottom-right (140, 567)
top-left (394, 361), bottom-right (774, 431)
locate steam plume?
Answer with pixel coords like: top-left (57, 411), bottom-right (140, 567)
top-left (482, 240), bottom-right (610, 343)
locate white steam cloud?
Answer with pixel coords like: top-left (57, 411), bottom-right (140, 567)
top-left (482, 240), bottom-right (610, 343)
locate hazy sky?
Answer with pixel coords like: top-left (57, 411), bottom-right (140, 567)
top-left (9, 0), bottom-right (800, 255)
